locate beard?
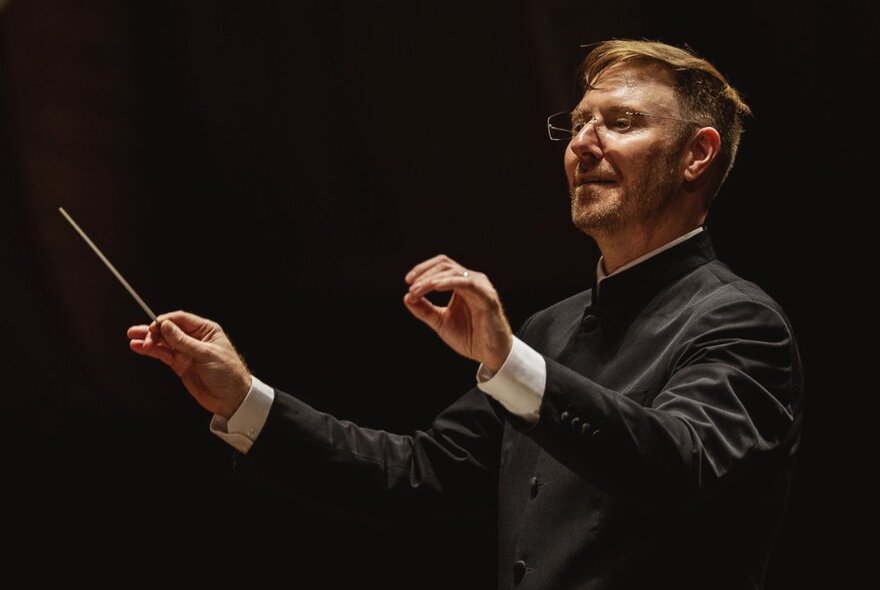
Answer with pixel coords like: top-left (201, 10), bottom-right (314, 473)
top-left (570, 147), bottom-right (684, 236)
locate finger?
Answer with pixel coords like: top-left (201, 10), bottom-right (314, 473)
top-left (408, 272), bottom-right (475, 299)
top-left (160, 319), bottom-right (211, 359)
top-left (403, 292), bottom-right (442, 329)
top-left (129, 337), bottom-right (176, 366)
top-left (405, 254), bottom-right (458, 285)
top-left (127, 325), bottom-right (149, 339)
top-left (129, 338), bottom-right (149, 355)
top-left (155, 310), bottom-right (214, 334)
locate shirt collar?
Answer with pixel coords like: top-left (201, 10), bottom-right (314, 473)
top-left (596, 226), bottom-right (705, 289)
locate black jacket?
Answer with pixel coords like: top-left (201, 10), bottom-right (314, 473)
top-left (235, 230), bottom-right (804, 589)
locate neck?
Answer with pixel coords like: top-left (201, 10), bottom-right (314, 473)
top-left (594, 215), bottom-right (705, 275)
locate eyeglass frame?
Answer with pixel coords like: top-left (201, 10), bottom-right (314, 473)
top-left (546, 110), bottom-right (703, 141)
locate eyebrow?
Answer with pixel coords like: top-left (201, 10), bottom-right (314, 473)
top-left (571, 104), bottom-right (640, 117)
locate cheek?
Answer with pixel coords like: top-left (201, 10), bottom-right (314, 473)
top-left (607, 146), bottom-right (654, 182)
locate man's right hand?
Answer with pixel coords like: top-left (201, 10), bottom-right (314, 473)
top-left (127, 310), bottom-right (252, 419)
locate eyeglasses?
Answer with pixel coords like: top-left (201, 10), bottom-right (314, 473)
top-left (546, 110), bottom-right (701, 141)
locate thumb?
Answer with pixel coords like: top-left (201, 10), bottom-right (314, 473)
top-left (403, 293), bottom-right (440, 329)
top-left (160, 320), bottom-right (209, 359)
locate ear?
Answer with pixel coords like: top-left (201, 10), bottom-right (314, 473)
top-left (683, 127), bottom-right (721, 182)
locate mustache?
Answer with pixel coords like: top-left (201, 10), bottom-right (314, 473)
top-left (573, 169), bottom-right (617, 185)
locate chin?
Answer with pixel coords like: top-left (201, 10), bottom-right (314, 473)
top-left (570, 188), bottom-right (622, 231)
top-left (571, 207), bottom-right (623, 235)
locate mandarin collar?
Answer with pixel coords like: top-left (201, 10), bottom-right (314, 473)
top-left (589, 228), bottom-right (716, 317)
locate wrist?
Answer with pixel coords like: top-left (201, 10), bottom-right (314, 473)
top-left (219, 373), bottom-right (253, 419)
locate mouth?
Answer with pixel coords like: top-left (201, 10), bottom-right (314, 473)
top-left (573, 162), bottom-right (617, 186)
top-left (575, 176), bottom-right (617, 187)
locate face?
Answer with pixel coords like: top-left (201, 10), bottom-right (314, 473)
top-left (565, 62), bottom-right (692, 237)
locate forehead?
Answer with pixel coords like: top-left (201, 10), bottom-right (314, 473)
top-left (576, 62), bottom-right (679, 112)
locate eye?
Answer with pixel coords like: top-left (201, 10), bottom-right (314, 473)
top-left (609, 116), bottom-right (634, 131)
top-left (571, 119), bottom-right (586, 133)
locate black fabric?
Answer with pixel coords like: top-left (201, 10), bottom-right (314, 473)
top-left (236, 230), bottom-right (803, 589)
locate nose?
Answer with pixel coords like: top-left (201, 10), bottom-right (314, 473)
top-left (568, 119), bottom-right (603, 160)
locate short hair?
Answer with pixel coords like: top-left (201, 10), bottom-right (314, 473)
top-left (580, 39), bottom-right (752, 201)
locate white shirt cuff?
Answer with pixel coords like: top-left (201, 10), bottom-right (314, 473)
top-left (209, 375), bottom-right (275, 453)
top-left (476, 336), bottom-right (545, 424)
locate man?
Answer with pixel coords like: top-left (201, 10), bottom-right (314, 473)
top-left (128, 39), bottom-right (803, 588)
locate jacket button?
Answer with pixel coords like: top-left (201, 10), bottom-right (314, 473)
top-left (580, 422), bottom-right (591, 435)
top-left (561, 411), bottom-right (570, 421)
top-left (570, 416), bottom-right (581, 429)
top-left (513, 560), bottom-right (527, 583)
top-left (529, 476), bottom-right (540, 498)
top-left (581, 314), bottom-right (599, 331)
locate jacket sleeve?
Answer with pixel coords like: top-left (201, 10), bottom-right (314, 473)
top-left (230, 383), bottom-right (504, 521)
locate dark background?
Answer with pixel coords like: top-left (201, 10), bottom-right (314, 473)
top-left (1, 0), bottom-right (871, 586)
